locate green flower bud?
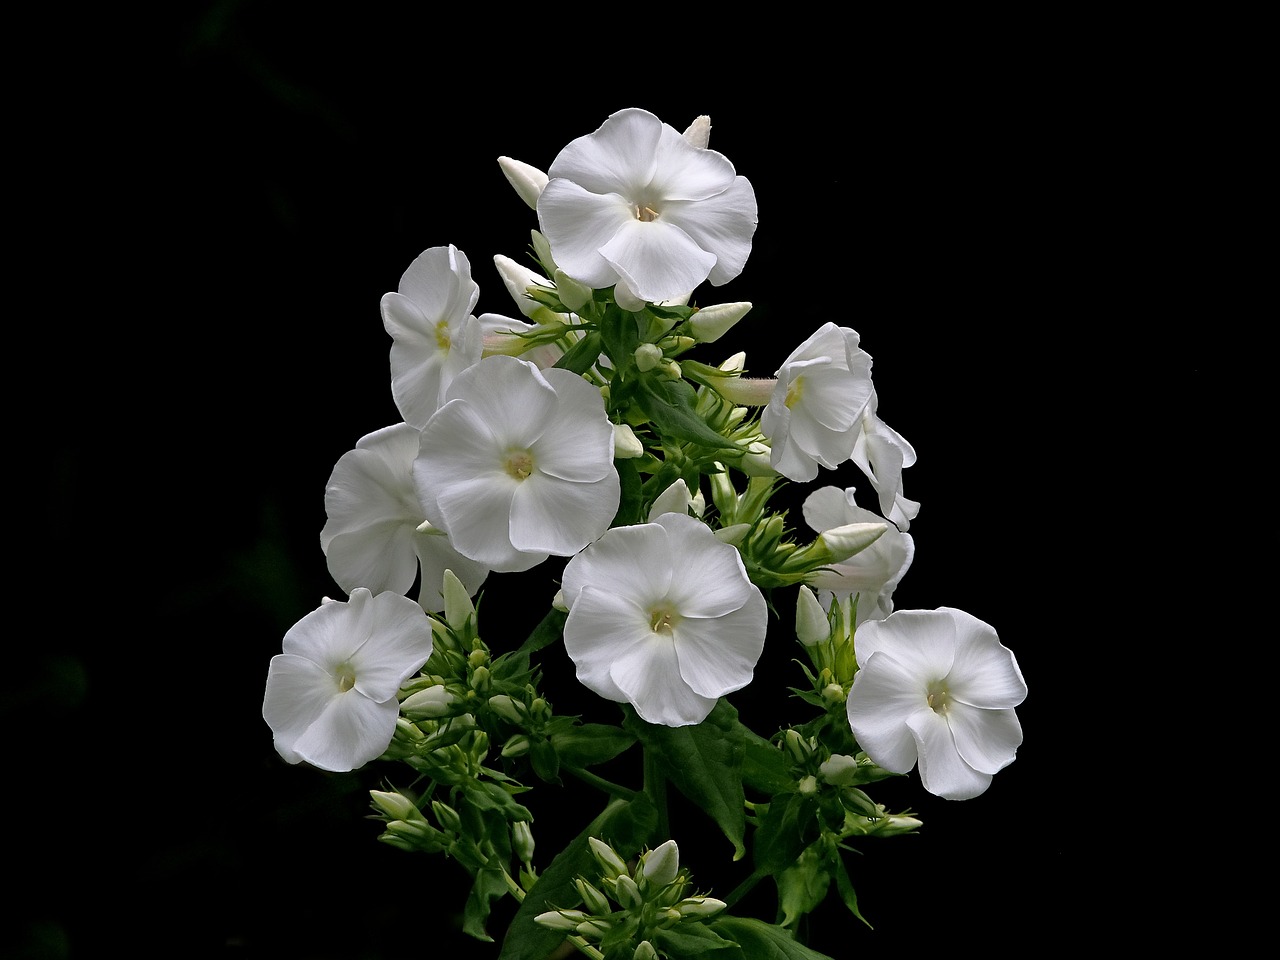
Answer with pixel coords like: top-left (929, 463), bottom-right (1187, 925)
top-left (431, 800), bottom-right (463, 835)
top-left (676, 896), bottom-right (727, 918)
top-left (613, 422), bottom-right (644, 459)
top-left (442, 569), bottom-right (476, 633)
top-left (552, 268), bottom-right (592, 312)
top-left (575, 919), bottom-right (612, 939)
top-left (369, 790), bottom-right (420, 822)
top-left (401, 685), bottom-right (455, 719)
top-left (641, 840), bottom-right (680, 888)
top-left (534, 909), bottom-right (589, 931)
top-left (588, 837), bottom-right (630, 879)
top-left (487, 694), bottom-right (525, 724)
top-left (469, 665), bottom-right (491, 692)
top-left (633, 942), bottom-right (659, 960)
top-left (574, 878), bottom-right (612, 916)
top-left (797, 774), bottom-right (819, 796)
top-left (818, 754), bottom-right (859, 786)
top-left (512, 821), bottom-right (536, 863)
top-left (501, 735), bottom-right (531, 758)
top-left (688, 301), bottom-right (751, 343)
top-left (635, 343), bottom-right (662, 371)
top-left (614, 874), bottom-right (642, 910)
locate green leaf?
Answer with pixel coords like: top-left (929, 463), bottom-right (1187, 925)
top-left (498, 797), bottom-right (657, 960)
top-left (612, 456), bottom-right (645, 527)
top-left (462, 865), bottom-right (510, 942)
top-left (598, 305), bottom-right (641, 362)
top-left (551, 724), bottom-right (637, 767)
top-left (831, 850), bottom-right (872, 928)
top-left (740, 729), bottom-right (793, 795)
top-left (777, 844), bottom-right (831, 928)
top-left (636, 377), bottom-right (742, 453)
top-left (624, 700), bottom-right (747, 860)
top-left (753, 793), bottom-right (816, 876)
top-left (653, 922), bottom-right (742, 958)
top-left (709, 917), bottom-right (835, 960)
top-left (554, 329), bottom-right (604, 374)
top-left (514, 608), bottom-right (567, 663)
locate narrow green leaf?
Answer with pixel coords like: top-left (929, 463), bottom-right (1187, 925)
top-left (624, 700), bottom-right (747, 859)
top-left (462, 865), bottom-right (510, 942)
top-left (741, 729), bottom-right (793, 795)
top-left (636, 377), bottom-right (742, 453)
top-left (551, 724), bottom-right (637, 767)
top-left (553, 329), bottom-right (604, 374)
top-left (653, 922), bottom-right (742, 957)
top-left (831, 851), bottom-right (872, 928)
top-left (514, 609), bottom-right (567, 662)
top-left (753, 793), bottom-right (816, 875)
top-left (612, 456), bottom-right (644, 527)
top-left (709, 917), bottom-right (835, 960)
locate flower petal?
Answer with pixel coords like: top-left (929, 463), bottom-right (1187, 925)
top-left (509, 469), bottom-right (620, 557)
top-left (288, 689), bottom-right (401, 773)
top-left (599, 219), bottom-right (716, 305)
top-left (441, 355), bottom-right (557, 448)
top-left (943, 607), bottom-right (1028, 709)
top-left (414, 531), bottom-right (490, 613)
top-left (649, 124), bottom-right (738, 201)
top-left (561, 521), bottom-right (673, 609)
top-left (946, 704), bottom-right (1023, 776)
top-left (546, 107), bottom-right (663, 197)
top-left (263, 653), bottom-right (340, 763)
top-left (348, 591), bottom-right (435, 702)
top-left (538, 178), bottom-right (633, 289)
top-left (610, 625), bottom-right (717, 727)
top-left (563, 584), bottom-right (652, 702)
top-left (907, 708), bottom-right (993, 800)
top-left (657, 513), bottom-right (758, 619)
top-left (532, 368), bottom-right (617, 482)
top-left (845, 651), bottom-right (927, 774)
top-left (661, 175), bottom-right (758, 286)
top-left (852, 610), bottom-right (957, 678)
top-left (672, 593), bottom-right (767, 699)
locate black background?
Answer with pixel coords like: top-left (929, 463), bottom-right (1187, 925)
top-left (12, 5), bottom-right (1213, 958)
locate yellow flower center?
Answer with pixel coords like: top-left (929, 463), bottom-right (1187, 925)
top-left (926, 680), bottom-right (951, 715)
top-left (649, 606), bottom-right (681, 633)
top-left (505, 449), bottom-right (535, 480)
top-left (335, 662), bottom-right (357, 693)
top-left (435, 320), bottom-right (452, 351)
top-left (635, 203), bottom-right (660, 223)
top-left (784, 376), bottom-right (805, 409)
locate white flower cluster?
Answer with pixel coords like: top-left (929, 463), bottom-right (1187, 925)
top-left (262, 107), bottom-right (1025, 805)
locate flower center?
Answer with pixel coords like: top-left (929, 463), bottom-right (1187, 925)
top-left (504, 449), bottom-right (535, 480)
top-left (926, 680), bottom-right (951, 715)
top-left (435, 320), bottom-right (451, 351)
top-left (335, 661), bottom-right (357, 693)
top-left (784, 376), bottom-right (805, 409)
top-left (635, 203), bottom-right (660, 223)
top-left (649, 605), bottom-right (681, 633)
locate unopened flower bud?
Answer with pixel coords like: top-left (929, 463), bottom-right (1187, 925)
top-left (501, 734), bottom-right (531, 758)
top-left (784, 729), bottom-right (811, 763)
top-left (552, 269), bottom-right (592, 312)
top-left (614, 422), bottom-right (644, 459)
top-left (487, 694), bottom-right (525, 724)
top-left (576, 919), bottom-right (612, 939)
top-left (401, 685), bottom-right (455, 720)
top-left (689, 302), bottom-right (751, 343)
top-left (795, 586), bottom-right (829, 647)
top-left (534, 909), bottom-right (589, 931)
top-left (713, 523), bottom-right (751, 546)
top-left (719, 351), bottom-right (746, 374)
top-left (822, 683), bottom-right (846, 703)
top-left (642, 840), bottom-right (680, 888)
top-left (819, 753), bottom-right (859, 786)
top-left (634, 941), bottom-right (659, 960)
top-left (682, 115), bottom-right (711, 149)
top-left (493, 254), bottom-right (550, 319)
top-left (552, 588), bottom-right (569, 612)
top-left (442, 569), bottom-right (476, 633)
top-left (369, 790), bottom-right (420, 822)
top-left (797, 774), bottom-right (819, 796)
top-left (657, 358), bottom-right (682, 380)
top-left (634, 343), bottom-right (662, 372)
top-left (676, 896), bottom-right (727, 918)
top-left (574, 878), bottom-right (612, 916)
top-left (512, 821), bottom-right (536, 863)
top-left (614, 874), bottom-right (642, 909)
top-left (588, 837), bottom-right (630, 879)
top-left (431, 800), bottom-right (463, 835)
top-left (497, 156), bottom-right (548, 210)
top-left (469, 665), bottom-right (491, 692)
top-left (817, 522), bottom-right (888, 563)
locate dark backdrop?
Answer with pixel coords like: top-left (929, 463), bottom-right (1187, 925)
top-left (13, 6), bottom-right (1183, 957)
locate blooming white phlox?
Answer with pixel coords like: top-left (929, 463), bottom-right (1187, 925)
top-left (381, 245), bottom-right (485, 429)
top-left (262, 588), bottom-right (435, 772)
top-left (537, 107), bottom-right (758, 306)
top-left (414, 355), bottom-right (620, 573)
top-left (560, 511), bottom-right (767, 726)
top-left (846, 607), bottom-right (1026, 800)
top-left (760, 323), bottom-right (874, 482)
top-left (850, 389), bottom-right (920, 531)
top-left (320, 422), bottom-right (489, 611)
top-left (802, 485), bottom-right (913, 625)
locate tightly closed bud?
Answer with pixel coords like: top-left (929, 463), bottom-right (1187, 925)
top-left (642, 840), bottom-right (680, 888)
top-left (552, 269), bottom-right (592, 312)
top-left (689, 301), bottom-right (751, 343)
top-left (487, 694), bottom-right (525, 724)
top-left (497, 156), bottom-right (548, 210)
top-left (676, 897), bottom-right (727, 918)
top-left (719, 351), bottom-right (746, 374)
top-left (817, 522), bottom-right (888, 563)
top-left (634, 941), bottom-right (659, 960)
top-left (713, 523), bottom-right (751, 546)
top-left (369, 790), bottom-right (420, 822)
top-left (797, 775), bottom-right (819, 796)
top-left (574, 878), bottom-right (612, 916)
top-left (512, 821), bottom-right (536, 863)
top-left (442, 569), bottom-right (476, 633)
top-left (401, 685), bottom-right (455, 719)
top-left (818, 753), bottom-right (860, 786)
top-left (534, 909), bottom-right (589, 931)
top-left (501, 734), bottom-right (531, 758)
top-left (613, 422), bottom-right (644, 459)
top-left (634, 343), bottom-right (663, 372)
top-left (795, 586), bottom-right (830, 647)
top-left (576, 919), bottom-right (613, 939)
top-left (682, 115), bottom-right (711, 149)
top-left (493, 254), bottom-right (550, 319)
top-left (431, 800), bottom-right (463, 835)
top-left (614, 874), bottom-right (642, 909)
top-left (589, 837), bottom-right (630, 879)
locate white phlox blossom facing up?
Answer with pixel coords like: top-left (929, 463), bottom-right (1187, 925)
top-left (850, 389), bottom-right (920, 531)
top-left (560, 512), bottom-right (768, 727)
top-left (262, 588), bottom-right (435, 773)
top-left (320, 423), bottom-right (489, 612)
top-left (760, 323), bottom-right (874, 482)
top-left (846, 608), bottom-right (1027, 800)
top-left (802, 485), bottom-right (913, 625)
top-left (381, 245), bottom-right (485, 429)
top-left (414, 355), bottom-right (620, 573)
top-left (537, 107), bottom-right (758, 306)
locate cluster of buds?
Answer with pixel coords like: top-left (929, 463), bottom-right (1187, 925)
top-left (794, 586), bottom-right (860, 690)
top-left (534, 838), bottom-right (726, 957)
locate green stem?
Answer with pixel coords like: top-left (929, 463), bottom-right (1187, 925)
top-left (643, 746), bottom-right (670, 840)
top-left (564, 765), bottom-right (641, 802)
top-left (501, 870), bottom-right (606, 960)
top-left (723, 869), bottom-right (767, 910)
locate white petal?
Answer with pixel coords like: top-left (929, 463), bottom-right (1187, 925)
top-left (656, 513), bottom-right (758, 619)
top-left (547, 107), bottom-right (663, 197)
top-left (281, 589), bottom-right (368, 668)
top-left (561, 522), bottom-right (673, 609)
top-left (394, 245), bottom-right (479, 323)
top-left (610, 625), bottom-right (717, 727)
top-left (845, 651), bottom-right (927, 774)
top-left (599, 219), bottom-right (716, 305)
top-left (532, 369), bottom-right (616, 482)
top-left (347, 591), bottom-right (434, 702)
top-left (441, 356), bottom-right (557, 448)
top-left (415, 399), bottom-right (506, 531)
top-left (288, 689), bottom-right (401, 773)
top-left (801, 485), bottom-right (855, 534)
top-left (648, 479), bottom-right (692, 520)
top-left (649, 124), bottom-right (738, 201)
top-left (563, 584), bottom-right (652, 702)
top-left (263, 654), bottom-right (340, 762)
top-left (538, 178), bottom-right (633, 289)
top-left (672, 591), bottom-right (767, 699)
top-left (414, 533), bottom-right (490, 613)
top-left (943, 607), bottom-right (1028, 709)
top-left (509, 470), bottom-right (619, 557)
top-left (326, 522), bottom-right (418, 596)
top-left (661, 176), bottom-right (758, 286)
top-left (907, 708), bottom-right (993, 800)
top-left (852, 610), bottom-right (957, 678)
top-left (946, 704), bottom-right (1023, 776)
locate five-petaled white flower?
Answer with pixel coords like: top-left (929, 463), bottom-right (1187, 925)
top-left (262, 588), bottom-right (435, 773)
top-left (846, 607), bottom-right (1026, 800)
top-left (802, 485), bottom-right (913, 625)
top-left (560, 512), bottom-right (767, 727)
top-left (760, 323), bottom-right (875, 482)
top-left (381, 245), bottom-right (485, 429)
top-left (850, 389), bottom-right (920, 531)
top-left (537, 107), bottom-right (758, 306)
top-left (320, 423), bottom-right (489, 612)
top-left (414, 355), bottom-right (620, 573)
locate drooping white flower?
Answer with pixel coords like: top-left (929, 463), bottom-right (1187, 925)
top-left (802, 485), bottom-right (913, 624)
top-left (381, 245), bottom-right (485, 428)
top-left (846, 608), bottom-right (1026, 800)
top-left (537, 108), bottom-right (758, 305)
top-left (850, 389), bottom-right (920, 531)
top-left (760, 323), bottom-right (874, 482)
top-left (560, 512), bottom-right (767, 726)
top-left (262, 588), bottom-right (434, 772)
top-left (414, 355), bottom-right (620, 573)
top-left (320, 423), bottom-right (489, 612)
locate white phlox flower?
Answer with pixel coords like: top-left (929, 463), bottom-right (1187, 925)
top-left (320, 423), bottom-right (489, 612)
top-left (850, 389), bottom-right (920, 531)
top-left (381, 245), bottom-right (485, 429)
top-left (846, 608), bottom-right (1027, 800)
top-left (560, 512), bottom-right (768, 727)
top-left (262, 588), bottom-right (435, 773)
top-left (760, 323), bottom-right (874, 482)
top-left (537, 107), bottom-right (758, 305)
top-left (414, 355), bottom-right (620, 573)
top-left (802, 485), bottom-right (913, 624)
